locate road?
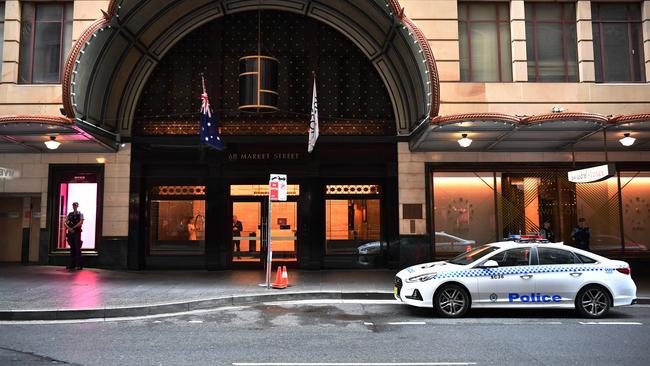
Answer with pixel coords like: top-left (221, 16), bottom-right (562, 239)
top-left (1, 300), bottom-right (649, 366)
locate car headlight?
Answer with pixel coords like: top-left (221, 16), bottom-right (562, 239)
top-left (405, 272), bottom-right (437, 283)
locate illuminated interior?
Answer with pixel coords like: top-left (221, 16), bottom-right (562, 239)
top-left (57, 182), bottom-right (98, 250)
top-left (431, 170), bottom-right (650, 256)
top-left (325, 198), bottom-right (381, 255)
top-left (148, 186), bottom-right (206, 255)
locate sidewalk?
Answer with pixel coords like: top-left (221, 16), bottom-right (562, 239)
top-left (0, 264), bottom-right (648, 321)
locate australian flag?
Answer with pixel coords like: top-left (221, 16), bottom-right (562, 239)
top-left (199, 77), bottom-right (225, 151)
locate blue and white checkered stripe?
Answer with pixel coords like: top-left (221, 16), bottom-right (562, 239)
top-left (435, 265), bottom-right (625, 279)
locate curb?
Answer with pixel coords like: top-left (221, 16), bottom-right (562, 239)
top-left (0, 291), bottom-right (395, 321)
top-left (1, 294), bottom-right (647, 321)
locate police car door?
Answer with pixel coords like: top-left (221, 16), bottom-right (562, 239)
top-left (534, 246), bottom-right (586, 305)
top-left (475, 247), bottom-right (534, 306)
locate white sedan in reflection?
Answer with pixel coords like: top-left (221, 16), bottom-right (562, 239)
top-left (358, 232), bottom-right (475, 256)
top-left (394, 241), bottom-right (637, 318)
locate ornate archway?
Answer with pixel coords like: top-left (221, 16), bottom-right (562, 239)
top-left (63, 0), bottom-right (439, 146)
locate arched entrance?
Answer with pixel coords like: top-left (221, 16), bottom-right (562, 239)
top-left (62, 0), bottom-right (439, 269)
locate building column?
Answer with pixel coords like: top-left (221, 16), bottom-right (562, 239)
top-left (576, 0), bottom-right (596, 82)
top-left (643, 0), bottom-right (650, 82)
top-left (510, 0), bottom-right (528, 82)
top-left (1, 0), bottom-right (20, 84)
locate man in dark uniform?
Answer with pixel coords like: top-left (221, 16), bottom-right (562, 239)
top-left (571, 218), bottom-right (590, 251)
top-left (65, 202), bottom-right (84, 270)
top-left (232, 215), bottom-right (243, 258)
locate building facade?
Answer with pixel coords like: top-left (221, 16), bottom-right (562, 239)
top-left (0, 0), bottom-right (649, 270)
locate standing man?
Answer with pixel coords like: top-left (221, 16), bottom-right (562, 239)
top-left (540, 221), bottom-right (555, 242)
top-left (232, 215), bottom-right (243, 258)
top-left (65, 202), bottom-right (84, 270)
top-left (571, 218), bottom-right (590, 251)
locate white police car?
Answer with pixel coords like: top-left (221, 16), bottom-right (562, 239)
top-left (394, 241), bottom-right (637, 318)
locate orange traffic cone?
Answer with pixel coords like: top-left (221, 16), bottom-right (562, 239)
top-left (465, 245), bottom-right (472, 252)
top-left (271, 266), bottom-right (283, 288)
top-left (271, 266), bottom-right (287, 289)
top-left (281, 265), bottom-right (289, 287)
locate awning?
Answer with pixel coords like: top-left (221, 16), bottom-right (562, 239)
top-left (0, 116), bottom-right (116, 153)
top-left (409, 113), bottom-right (650, 152)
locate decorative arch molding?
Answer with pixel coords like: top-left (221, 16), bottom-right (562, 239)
top-left (63, 0), bottom-right (439, 143)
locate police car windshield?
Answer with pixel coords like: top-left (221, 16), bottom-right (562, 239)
top-left (448, 245), bottom-right (499, 265)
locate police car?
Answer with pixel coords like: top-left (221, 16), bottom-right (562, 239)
top-left (394, 239), bottom-right (637, 318)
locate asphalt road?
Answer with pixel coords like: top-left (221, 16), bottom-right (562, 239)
top-left (1, 301), bottom-right (649, 366)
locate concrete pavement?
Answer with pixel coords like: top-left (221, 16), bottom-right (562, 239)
top-left (0, 264), bottom-right (648, 321)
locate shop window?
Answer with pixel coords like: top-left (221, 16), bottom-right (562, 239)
top-left (525, 2), bottom-right (578, 82)
top-left (575, 176), bottom-right (621, 253)
top-left (325, 196), bottom-right (380, 255)
top-left (50, 167), bottom-right (102, 252)
top-left (148, 186), bottom-right (205, 255)
top-left (592, 2), bottom-right (645, 83)
top-left (619, 172), bottom-right (649, 254)
top-left (459, 2), bottom-right (512, 82)
top-left (18, 2), bottom-right (72, 83)
top-left (432, 173), bottom-right (496, 256)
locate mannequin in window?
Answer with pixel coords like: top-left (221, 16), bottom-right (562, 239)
top-left (186, 216), bottom-right (197, 241)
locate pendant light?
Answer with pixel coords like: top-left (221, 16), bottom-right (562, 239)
top-left (238, 8), bottom-right (279, 113)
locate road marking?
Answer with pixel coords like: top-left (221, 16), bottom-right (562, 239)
top-left (263, 300), bottom-right (399, 306)
top-left (387, 321), bottom-right (427, 325)
top-left (233, 363), bottom-right (477, 366)
top-left (188, 320), bottom-right (203, 323)
top-left (363, 322), bottom-right (374, 326)
top-left (579, 322), bottom-right (643, 325)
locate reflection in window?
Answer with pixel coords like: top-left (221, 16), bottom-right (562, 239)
top-left (1, 2), bottom-right (5, 73)
top-left (619, 172), bottom-right (649, 253)
top-left (459, 1), bottom-right (512, 82)
top-left (326, 199), bottom-right (380, 255)
top-left (433, 173), bottom-right (496, 256)
top-left (592, 2), bottom-right (645, 82)
top-left (575, 177), bottom-right (620, 252)
top-left (525, 2), bottom-right (577, 82)
top-left (149, 186), bottom-right (205, 255)
top-left (19, 2), bottom-right (73, 83)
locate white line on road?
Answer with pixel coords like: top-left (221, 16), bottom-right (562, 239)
top-left (363, 322), bottom-right (373, 326)
top-left (188, 320), bottom-right (204, 323)
top-left (263, 300), bottom-right (400, 306)
top-left (579, 322), bottom-right (643, 325)
top-left (387, 321), bottom-right (427, 325)
top-left (233, 363), bottom-right (477, 366)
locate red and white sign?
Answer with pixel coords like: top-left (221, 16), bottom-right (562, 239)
top-left (269, 174), bottom-right (287, 201)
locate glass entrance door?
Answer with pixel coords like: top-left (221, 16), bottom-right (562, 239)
top-left (231, 184), bottom-right (299, 264)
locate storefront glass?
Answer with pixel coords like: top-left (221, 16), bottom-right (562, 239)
top-left (148, 186), bottom-right (205, 255)
top-left (432, 173), bottom-right (497, 256)
top-left (431, 168), bottom-right (649, 258)
top-left (575, 176), bottom-right (620, 253)
top-left (325, 185), bottom-right (381, 255)
top-left (620, 172), bottom-right (650, 253)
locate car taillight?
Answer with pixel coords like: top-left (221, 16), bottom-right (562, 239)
top-left (616, 267), bottom-right (631, 275)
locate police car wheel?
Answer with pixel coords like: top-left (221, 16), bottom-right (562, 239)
top-left (434, 284), bottom-right (469, 318)
top-left (576, 285), bottom-right (610, 318)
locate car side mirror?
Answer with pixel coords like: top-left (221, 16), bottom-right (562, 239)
top-left (482, 260), bottom-right (498, 268)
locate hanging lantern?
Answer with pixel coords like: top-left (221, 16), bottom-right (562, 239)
top-left (238, 55), bottom-right (279, 113)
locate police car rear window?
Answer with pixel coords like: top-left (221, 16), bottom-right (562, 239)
top-left (575, 253), bottom-right (597, 264)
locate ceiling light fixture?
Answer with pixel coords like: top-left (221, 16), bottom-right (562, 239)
top-left (619, 133), bottom-right (636, 147)
top-left (458, 133), bottom-right (472, 148)
top-left (44, 135), bottom-right (61, 150)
